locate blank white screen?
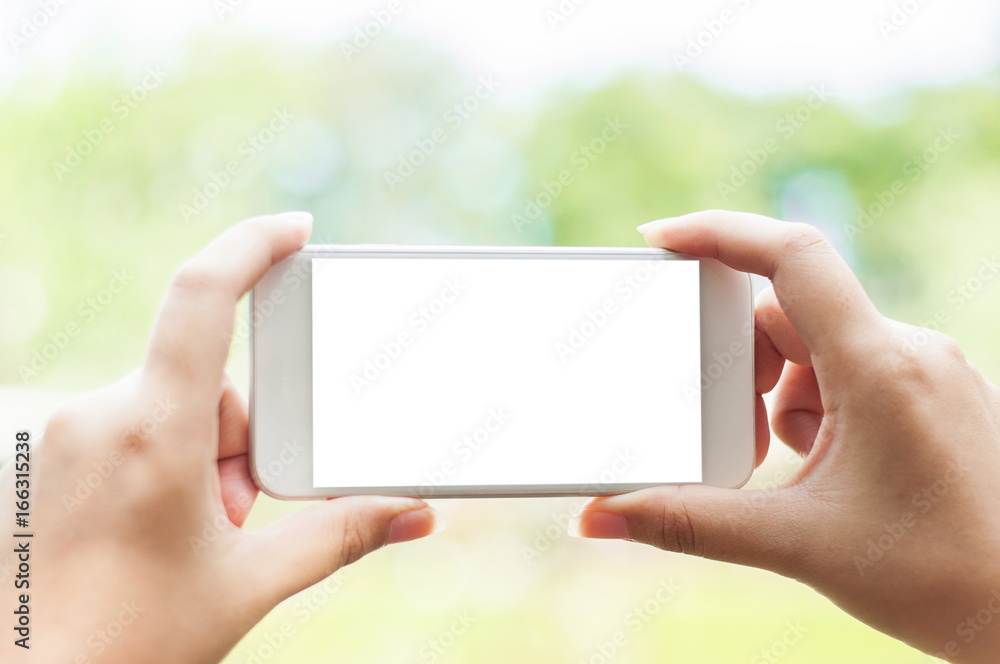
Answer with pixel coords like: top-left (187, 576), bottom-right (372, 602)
top-left (312, 256), bottom-right (701, 488)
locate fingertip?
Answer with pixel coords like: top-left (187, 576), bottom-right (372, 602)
top-left (567, 510), bottom-right (629, 539)
top-left (636, 216), bottom-right (680, 234)
top-left (755, 394), bottom-right (770, 468)
top-left (271, 210), bottom-right (313, 246)
top-left (386, 506), bottom-right (447, 544)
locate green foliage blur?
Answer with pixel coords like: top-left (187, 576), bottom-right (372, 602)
top-left (2, 34), bottom-right (998, 663)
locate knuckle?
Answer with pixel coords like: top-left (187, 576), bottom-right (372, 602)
top-left (781, 222), bottom-right (828, 256)
top-left (930, 333), bottom-right (966, 363)
top-left (43, 401), bottom-right (92, 448)
top-left (658, 490), bottom-right (702, 557)
top-left (333, 511), bottom-right (375, 571)
top-left (882, 330), bottom-right (973, 400)
top-left (890, 328), bottom-right (965, 378)
top-left (885, 343), bottom-right (931, 384)
top-left (170, 260), bottom-right (225, 298)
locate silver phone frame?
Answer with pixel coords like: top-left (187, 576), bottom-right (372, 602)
top-left (250, 245), bottom-right (755, 499)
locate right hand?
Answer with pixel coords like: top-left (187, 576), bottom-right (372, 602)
top-left (570, 210), bottom-right (1000, 663)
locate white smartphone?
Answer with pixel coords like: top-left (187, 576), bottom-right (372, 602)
top-left (250, 244), bottom-right (755, 499)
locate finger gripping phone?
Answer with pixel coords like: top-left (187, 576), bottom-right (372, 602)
top-left (250, 245), bottom-right (754, 498)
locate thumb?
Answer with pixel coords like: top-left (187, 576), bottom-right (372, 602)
top-left (569, 485), bottom-right (807, 574)
top-left (245, 496), bottom-right (445, 604)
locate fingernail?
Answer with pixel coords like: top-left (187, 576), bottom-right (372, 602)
top-left (567, 511), bottom-right (629, 539)
top-left (276, 211), bottom-right (313, 241)
top-left (277, 210), bottom-right (313, 224)
top-left (636, 217), bottom-right (678, 233)
top-left (387, 507), bottom-right (447, 544)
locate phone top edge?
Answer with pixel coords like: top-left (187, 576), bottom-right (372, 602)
top-left (299, 244), bottom-right (686, 258)
top-left (251, 483), bottom-right (719, 501)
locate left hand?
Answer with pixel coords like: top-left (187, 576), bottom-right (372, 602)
top-left (1, 211), bottom-right (443, 664)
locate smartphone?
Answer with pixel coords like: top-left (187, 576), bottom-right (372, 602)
top-left (250, 244), bottom-right (755, 499)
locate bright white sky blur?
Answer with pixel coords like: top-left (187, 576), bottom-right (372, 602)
top-left (1, 0), bottom-right (999, 102)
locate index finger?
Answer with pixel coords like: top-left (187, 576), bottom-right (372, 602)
top-left (145, 211), bottom-right (312, 404)
top-left (638, 210), bottom-right (887, 361)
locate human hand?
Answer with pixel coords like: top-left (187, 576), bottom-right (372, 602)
top-left (569, 210), bottom-right (1000, 663)
top-left (1, 212), bottom-right (443, 663)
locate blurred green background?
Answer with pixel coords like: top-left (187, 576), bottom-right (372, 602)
top-left (1, 0), bottom-right (999, 662)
